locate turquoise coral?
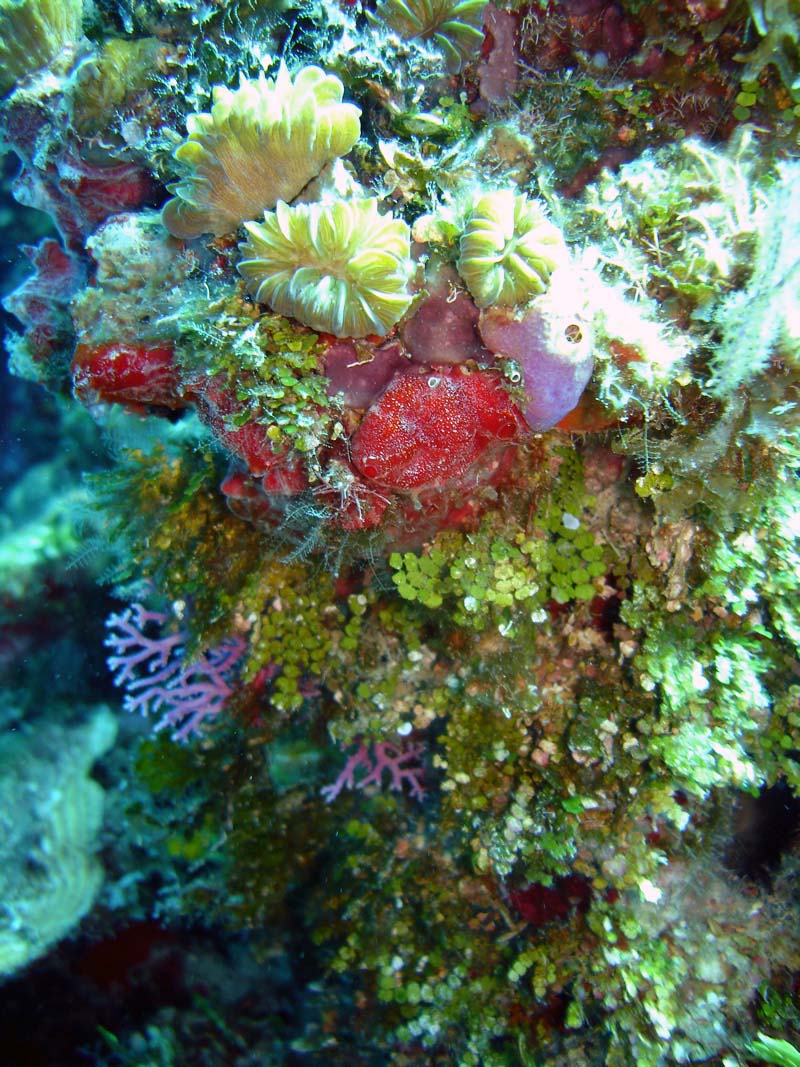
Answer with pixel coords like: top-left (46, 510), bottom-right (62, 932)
top-left (0, 708), bottom-right (116, 976)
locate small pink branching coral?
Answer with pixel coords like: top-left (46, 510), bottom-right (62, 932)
top-left (105, 604), bottom-right (246, 740)
top-left (321, 739), bottom-right (426, 802)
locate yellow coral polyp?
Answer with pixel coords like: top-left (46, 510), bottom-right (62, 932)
top-left (457, 190), bottom-right (569, 308)
top-left (238, 198), bottom-right (414, 338)
top-left (0, 0), bottom-right (83, 96)
top-left (372, 0), bottom-right (488, 73)
top-left (161, 63), bottom-right (362, 240)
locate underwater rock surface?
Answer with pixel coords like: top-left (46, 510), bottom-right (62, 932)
top-left (0, 0), bottom-right (799, 1064)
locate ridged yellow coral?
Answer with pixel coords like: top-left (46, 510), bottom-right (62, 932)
top-left (238, 198), bottom-right (414, 338)
top-left (0, 0), bottom-right (83, 96)
top-left (457, 190), bottom-right (569, 308)
top-left (162, 63), bottom-right (362, 239)
top-left (372, 0), bottom-right (488, 73)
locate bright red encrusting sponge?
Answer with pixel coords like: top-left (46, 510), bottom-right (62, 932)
top-left (72, 341), bottom-right (184, 410)
top-left (350, 367), bottom-right (524, 491)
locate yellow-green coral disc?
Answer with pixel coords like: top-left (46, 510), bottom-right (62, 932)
top-left (457, 189), bottom-right (569, 307)
top-left (372, 0), bottom-right (488, 73)
top-left (238, 198), bottom-right (414, 338)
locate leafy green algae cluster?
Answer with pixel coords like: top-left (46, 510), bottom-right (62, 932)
top-left (390, 447), bottom-right (607, 622)
top-left (176, 293), bottom-right (334, 459)
top-left (2, 1), bottom-right (800, 1065)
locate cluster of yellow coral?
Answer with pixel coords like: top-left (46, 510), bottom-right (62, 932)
top-left (162, 62), bottom-right (416, 339)
top-left (161, 63), bottom-right (361, 239)
top-left (162, 61), bottom-right (572, 340)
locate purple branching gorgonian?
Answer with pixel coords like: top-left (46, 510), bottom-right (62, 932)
top-left (105, 604), bottom-right (246, 740)
top-left (321, 738), bottom-right (426, 803)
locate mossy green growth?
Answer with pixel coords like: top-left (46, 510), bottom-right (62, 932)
top-left (706, 156), bottom-right (800, 397)
top-left (177, 292), bottom-right (334, 461)
top-left (327, 588), bottom-right (444, 743)
top-left (243, 559), bottom-right (344, 714)
top-left (164, 812), bottom-right (219, 863)
top-left (756, 978), bottom-right (800, 1038)
top-left (579, 128), bottom-right (769, 311)
top-left (130, 719), bottom-right (331, 931)
top-left (92, 432), bottom-right (354, 715)
top-left (315, 801), bottom-right (514, 1065)
top-left (622, 454), bottom-right (800, 797)
top-left (135, 736), bottom-right (208, 794)
top-left (389, 92), bottom-right (474, 142)
top-left (88, 441), bottom-right (266, 650)
top-left (390, 448), bottom-right (607, 629)
top-left (125, 731), bottom-right (229, 918)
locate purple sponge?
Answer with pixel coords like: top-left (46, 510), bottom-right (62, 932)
top-left (479, 287), bottom-right (594, 430)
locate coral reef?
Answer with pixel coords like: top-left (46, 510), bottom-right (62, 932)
top-left (0, 1), bottom-right (798, 1065)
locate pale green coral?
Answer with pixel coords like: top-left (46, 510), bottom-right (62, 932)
top-left (0, 485), bottom-right (85, 599)
top-left (238, 197), bottom-right (414, 338)
top-left (456, 189), bottom-right (569, 308)
top-left (161, 63), bottom-right (361, 239)
top-left (371, 0), bottom-right (488, 73)
top-left (0, 0), bottom-right (83, 96)
top-left (0, 707), bottom-right (116, 976)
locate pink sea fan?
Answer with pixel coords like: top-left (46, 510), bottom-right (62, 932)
top-left (105, 604), bottom-right (246, 740)
top-left (321, 738), bottom-right (426, 803)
